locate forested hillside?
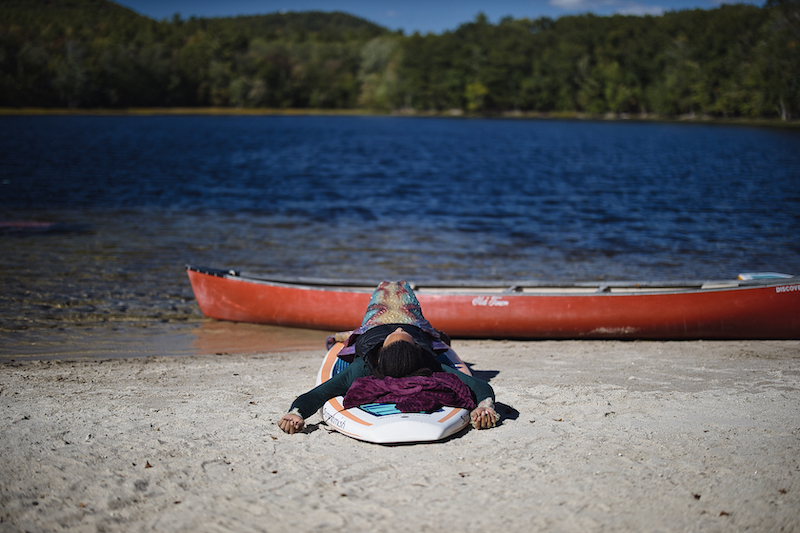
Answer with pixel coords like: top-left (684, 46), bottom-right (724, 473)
top-left (1, 0), bottom-right (798, 119)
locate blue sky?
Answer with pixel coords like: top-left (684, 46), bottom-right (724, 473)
top-left (116, 0), bottom-right (762, 34)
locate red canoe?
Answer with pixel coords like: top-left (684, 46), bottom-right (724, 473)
top-left (186, 266), bottom-right (800, 340)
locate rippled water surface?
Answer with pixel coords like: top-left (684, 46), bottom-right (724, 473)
top-left (2, 115), bottom-right (799, 357)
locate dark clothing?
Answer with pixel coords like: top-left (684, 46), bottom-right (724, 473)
top-left (354, 323), bottom-right (434, 357)
top-left (289, 321), bottom-right (494, 419)
top-left (289, 356), bottom-right (493, 419)
top-left (353, 323), bottom-right (440, 374)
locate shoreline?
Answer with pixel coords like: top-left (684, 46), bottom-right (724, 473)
top-left (2, 106), bottom-right (798, 129)
top-left (2, 339), bottom-right (798, 532)
top-left (0, 321), bottom-right (334, 362)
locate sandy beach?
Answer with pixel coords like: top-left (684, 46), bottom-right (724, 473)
top-left (2, 338), bottom-right (799, 532)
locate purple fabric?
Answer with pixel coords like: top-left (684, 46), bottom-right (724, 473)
top-left (343, 372), bottom-right (476, 413)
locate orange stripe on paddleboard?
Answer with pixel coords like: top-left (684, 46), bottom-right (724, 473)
top-left (320, 343), bottom-right (344, 383)
top-left (437, 408), bottom-right (466, 424)
top-left (329, 397), bottom-right (372, 426)
top-left (320, 343), bottom-right (371, 426)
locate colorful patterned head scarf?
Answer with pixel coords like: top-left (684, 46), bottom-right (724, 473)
top-left (359, 281), bottom-right (426, 328)
top-left (330, 281), bottom-right (450, 358)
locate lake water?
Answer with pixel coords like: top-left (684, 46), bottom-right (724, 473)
top-left (2, 115), bottom-right (799, 358)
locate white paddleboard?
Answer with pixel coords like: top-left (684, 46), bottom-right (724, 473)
top-left (316, 342), bottom-right (472, 444)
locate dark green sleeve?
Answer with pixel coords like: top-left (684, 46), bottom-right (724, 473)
top-left (288, 358), bottom-right (370, 419)
top-left (440, 365), bottom-right (495, 404)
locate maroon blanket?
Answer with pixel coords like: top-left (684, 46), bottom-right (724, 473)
top-left (343, 373), bottom-right (476, 413)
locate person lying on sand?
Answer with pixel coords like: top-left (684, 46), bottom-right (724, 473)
top-left (278, 281), bottom-right (498, 434)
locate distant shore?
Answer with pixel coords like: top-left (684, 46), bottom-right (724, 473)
top-left (2, 107), bottom-right (799, 129)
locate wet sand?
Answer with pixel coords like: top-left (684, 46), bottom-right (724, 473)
top-left (1, 339), bottom-right (799, 532)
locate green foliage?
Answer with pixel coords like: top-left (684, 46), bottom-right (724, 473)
top-left (0, 0), bottom-right (797, 118)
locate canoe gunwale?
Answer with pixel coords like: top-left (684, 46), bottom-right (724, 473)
top-left (185, 265), bottom-right (798, 296)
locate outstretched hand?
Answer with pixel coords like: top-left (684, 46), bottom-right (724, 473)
top-left (278, 413), bottom-right (305, 434)
top-left (470, 406), bottom-right (497, 429)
